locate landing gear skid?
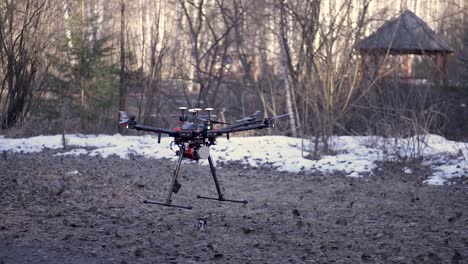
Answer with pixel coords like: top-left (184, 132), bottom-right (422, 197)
top-left (144, 146), bottom-right (247, 210)
top-left (143, 200), bottom-right (193, 210)
top-left (196, 195), bottom-right (247, 204)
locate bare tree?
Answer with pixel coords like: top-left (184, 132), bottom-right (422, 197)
top-left (0, 0), bottom-right (52, 129)
top-left (284, 0), bottom-right (372, 157)
top-left (278, 0), bottom-right (298, 137)
top-left (141, 2), bottom-right (169, 124)
top-left (119, 0), bottom-right (126, 112)
top-left (179, 0), bottom-right (237, 108)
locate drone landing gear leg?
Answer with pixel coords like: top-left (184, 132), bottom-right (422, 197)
top-left (144, 146), bottom-right (193, 210)
top-left (197, 156), bottom-right (248, 205)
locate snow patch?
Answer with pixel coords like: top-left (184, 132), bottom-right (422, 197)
top-left (1, 134), bottom-right (466, 185)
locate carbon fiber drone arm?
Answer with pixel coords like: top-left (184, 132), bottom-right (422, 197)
top-left (133, 124), bottom-right (178, 136)
top-left (216, 119), bottom-right (271, 135)
top-left (217, 113), bottom-right (289, 135)
top-left (119, 111), bottom-right (178, 136)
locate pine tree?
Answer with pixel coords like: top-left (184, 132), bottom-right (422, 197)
top-left (52, 0), bottom-right (118, 132)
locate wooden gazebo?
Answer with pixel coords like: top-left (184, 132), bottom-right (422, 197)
top-left (358, 10), bottom-right (454, 80)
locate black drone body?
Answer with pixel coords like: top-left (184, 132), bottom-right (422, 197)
top-left (119, 107), bottom-right (287, 209)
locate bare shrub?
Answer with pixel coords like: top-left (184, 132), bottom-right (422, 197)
top-left (357, 77), bottom-right (446, 161)
top-left (284, 0), bottom-right (373, 158)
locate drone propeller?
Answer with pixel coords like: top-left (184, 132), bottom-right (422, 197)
top-left (263, 112), bottom-right (292, 127)
top-left (234, 110), bottom-right (261, 123)
top-left (268, 113), bottom-right (291, 120)
top-left (196, 116), bottom-right (228, 125)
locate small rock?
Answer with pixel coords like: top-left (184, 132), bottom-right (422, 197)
top-left (207, 243), bottom-right (215, 250)
top-left (374, 232), bottom-right (384, 239)
top-left (361, 253), bottom-right (372, 262)
top-left (415, 252), bottom-right (442, 264)
top-left (292, 209), bottom-right (301, 217)
top-left (62, 234), bottom-right (73, 240)
top-left (134, 248), bottom-right (144, 258)
top-left (61, 190), bottom-right (73, 198)
top-left (242, 227), bottom-right (255, 234)
top-left (335, 217), bottom-right (348, 226)
top-left (296, 220), bottom-right (304, 227)
top-left (393, 256), bottom-right (406, 262)
top-left (213, 253), bottom-right (223, 259)
top-left (448, 212), bottom-right (462, 223)
top-left (451, 250), bottom-right (462, 264)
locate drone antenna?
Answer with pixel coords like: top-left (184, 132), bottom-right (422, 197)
top-left (194, 108), bottom-right (202, 124)
top-left (205, 107), bottom-right (213, 121)
top-left (188, 108), bottom-right (199, 123)
top-left (178, 107), bottom-right (188, 122)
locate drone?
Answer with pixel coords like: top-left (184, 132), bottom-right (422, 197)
top-left (119, 107), bottom-right (288, 210)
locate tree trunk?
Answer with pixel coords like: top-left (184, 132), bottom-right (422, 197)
top-left (139, 0), bottom-right (147, 71)
top-left (186, 0), bottom-right (198, 94)
top-left (142, 5), bottom-right (162, 124)
top-left (63, 1), bottom-right (74, 62)
top-left (278, 1), bottom-right (297, 137)
top-left (80, 0), bottom-right (87, 107)
top-left (4, 0), bottom-right (15, 127)
top-left (96, 0), bottom-right (104, 40)
top-left (118, 0), bottom-right (126, 133)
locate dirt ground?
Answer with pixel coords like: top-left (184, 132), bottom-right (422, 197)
top-left (0, 151), bottom-right (467, 264)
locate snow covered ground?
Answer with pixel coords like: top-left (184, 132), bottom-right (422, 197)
top-left (0, 134), bottom-right (466, 185)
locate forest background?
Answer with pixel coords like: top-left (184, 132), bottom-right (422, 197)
top-left (0, 0), bottom-right (467, 158)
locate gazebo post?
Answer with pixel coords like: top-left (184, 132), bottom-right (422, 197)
top-left (434, 54), bottom-right (442, 81)
top-left (372, 53), bottom-right (381, 79)
top-left (442, 54), bottom-right (449, 82)
top-left (405, 54), bottom-right (413, 78)
top-left (359, 53), bottom-right (367, 80)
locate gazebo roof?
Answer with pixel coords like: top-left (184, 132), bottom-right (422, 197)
top-left (358, 10), bottom-right (454, 55)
